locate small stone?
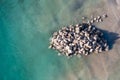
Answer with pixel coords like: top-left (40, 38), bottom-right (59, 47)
top-left (102, 14), bottom-right (108, 18)
top-left (97, 16), bottom-right (101, 19)
top-left (87, 20), bottom-right (90, 24)
top-left (105, 46), bottom-right (109, 51)
top-left (93, 17), bottom-right (97, 21)
top-left (53, 32), bottom-right (58, 36)
top-left (75, 27), bottom-right (80, 33)
top-left (82, 50), bottom-right (86, 55)
top-left (82, 17), bottom-right (85, 20)
top-left (90, 49), bottom-right (93, 53)
top-left (76, 24), bottom-right (79, 27)
top-left (96, 19), bottom-right (99, 22)
top-left (98, 48), bottom-right (102, 53)
top-left (48, 45), bottom-right (52, 49)
top-left (85, 52), bottom-right (89, 56)
top-left (58, 53), bottom-right (61, 56)
top-left (90, 20), bottom-right (94, 23)
top-left (98, 19), bottom-right (103, 22)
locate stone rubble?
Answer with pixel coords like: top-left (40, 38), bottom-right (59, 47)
top-left (49, 14), bottom-right (109, 57)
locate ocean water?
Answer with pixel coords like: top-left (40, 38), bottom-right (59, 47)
top-left (0, 0), bottom-right (120, 80)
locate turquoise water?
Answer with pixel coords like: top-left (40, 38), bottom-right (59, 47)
top-left (0, 0), bottom-right (105, 80)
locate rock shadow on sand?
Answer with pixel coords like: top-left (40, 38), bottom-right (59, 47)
top-left (94, 25), bottom-right (120, 50)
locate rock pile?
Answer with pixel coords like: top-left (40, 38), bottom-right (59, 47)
top-left (49, 14), bottom-right (109, 57)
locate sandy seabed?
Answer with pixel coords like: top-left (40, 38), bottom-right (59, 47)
top-left (66, 0), bottom-right (120, 80)
top-left (0, 0), bottom-right (120, 80)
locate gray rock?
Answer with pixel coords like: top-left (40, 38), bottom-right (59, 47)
top-left (49, 15), bottom-right (109, 57)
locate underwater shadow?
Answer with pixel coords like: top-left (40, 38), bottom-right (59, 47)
top-left (93, 25), bottom-right (120, 50)
top-left (70, 0), bottom-right (85, 11)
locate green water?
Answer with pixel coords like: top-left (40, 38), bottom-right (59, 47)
top-left (0, 0), bottom-right (105, 80)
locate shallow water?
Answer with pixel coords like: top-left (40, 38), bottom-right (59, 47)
top-left (0, 0), bottom-right (120, 80)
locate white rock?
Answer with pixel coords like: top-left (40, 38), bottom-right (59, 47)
top-left (85, 52), bottom-right (89, 56)
top-left (96, 19), bottom-right (99, 22)
top-left (93, 17), bottom-right (97, 21)
top-left (97, 16), bottom-right (101, 19)
top-left (90, 20), bottom-right (94, 23)
top-left (75, 27), bottom-right (80, 33)
top-left (90, 49), bottom-right (93, 52)
top-left (98, 48), bottom-right (102, 53)
top-left (58, 53), bottom-right (61, 56)
top-left (98, 19), bottom-right (103, 22)
top-left (82, 17), bottom-right (85, 20)
top-left (102, 14), bottom-right (107, 18)
top-left (76, 24), bottom-right (79, 27)
top-left (105, 46), bottom-right (109, 51)
top-left (48, 45), bottom-right (52, 49)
